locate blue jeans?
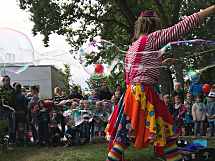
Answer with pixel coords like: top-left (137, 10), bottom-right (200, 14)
top-left (208, 120), bottom-right (215, 136)
top-left (194, 121), bottom-right (204, 136)
top-left (184, 123), bottom-right (194, 136)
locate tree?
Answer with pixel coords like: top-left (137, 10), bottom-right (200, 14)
top-left (19, 0), bottom-right (215, 93)
top-left (18, 0), bottom-right (215, 57)
top-left (62, 64), bottom-right (71, 96)
top-left (18, 0), bottom-right (191, 59)
top-left (86, 74), bottom-right (106, 90)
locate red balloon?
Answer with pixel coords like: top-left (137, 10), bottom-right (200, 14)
top-left (95, 64), bottom-right (104, 74)
top-left (202, 84), bottom-right (211, 94)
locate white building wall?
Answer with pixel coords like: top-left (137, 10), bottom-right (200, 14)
top-left (4, 66), bottom-right (52, 99)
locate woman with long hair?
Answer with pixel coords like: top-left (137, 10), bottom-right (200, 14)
top-left (106, 5), bottom-right (215, 161)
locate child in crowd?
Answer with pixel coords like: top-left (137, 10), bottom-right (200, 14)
top-left (163, 94), bottom-right (174, 115)
top-left (65, 118), bottom-right (79, 146)
top-left (92, 101), bottom-right (107, 137)
top-left (83, 100), bottom-right (93, 111)
top-left (192, 95), bottom-right (206, 136)
top-left (69, 101), bottom-right (79, 124)
top-left (88, 90), bottom-right (98, 104)
top-left (79, 100), bottom-right (84, 109)
top-left (75, 100), bottom-right (92, 144)
top-left (184, 93), bottom-right (194, 136)
top-left (173, 95), bottom-right (187, 135)
top-left (64, 102), bottom-right (80, 146)
top-left (73, 100), bottom-right (92, 123)
top-left (102, 101), bottom-right (112, 116)
top-left (49, 110), bottom-right (61, 146)
top-left (37, 100), bottom-right (49, 145)
top-left (79, 113), bottom-right (91, 143)
top-left (173, 82), bottom-right (184, 102)
top-left (206, 86), bottom-right (215, 136)
top-left (28, 86), bottom-right (40, 144)
top-left (111, 94), bottom-right (119, 111)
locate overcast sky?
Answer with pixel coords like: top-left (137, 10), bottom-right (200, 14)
top-left (0, 0), bottom-right (92, 88)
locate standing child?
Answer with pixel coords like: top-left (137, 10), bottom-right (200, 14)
top-left (28, 86), bottom-right (40, 144)
top-left (163, 94), bottom-right (174, 115)
top-left (206, 86), bottom-right (215, 136)
top-left (173, 95), bottom-right (187, 135)
top-left (37, 100), bottom-right (49, 145)
top-left (192, 95), bottom-right (206, 136)
top-left (173, 82), bottom-right (184, 102)
top-left (184, 93), bottom-right (194, 136)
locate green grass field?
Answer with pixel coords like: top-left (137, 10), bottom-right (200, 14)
top-left (1, 140), bottom-right (214, 161)
top-left (0, 143), bottom-right (155, 161)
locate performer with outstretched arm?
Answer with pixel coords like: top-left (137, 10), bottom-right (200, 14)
top-left (106, 5), bottom-right (215, 161)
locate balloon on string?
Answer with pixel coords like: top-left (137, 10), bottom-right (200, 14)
top-left (95, 64), bottom-right (104, 74)
top-left (202, 83), bottom-right (211, 94)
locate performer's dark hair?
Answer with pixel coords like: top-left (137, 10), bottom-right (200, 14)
top-left (132, 16), bottom-right (161, 41)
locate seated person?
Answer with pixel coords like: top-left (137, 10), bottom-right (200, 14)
top-left (49, 110), bottom-right (62, 146)
top-left (92, 101), bottom-right (109, 137)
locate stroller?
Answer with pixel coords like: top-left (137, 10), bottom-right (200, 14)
top-left (0, 104), bottom-right (15, 152)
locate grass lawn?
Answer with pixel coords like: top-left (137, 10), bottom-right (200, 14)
top-left (1, 140), bottom-right (214, 161)
top-left (0, 143), bottom-right (155, 161)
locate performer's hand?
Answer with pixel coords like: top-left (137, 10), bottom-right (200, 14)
top-left (198, 5), bottom-right (215, 20)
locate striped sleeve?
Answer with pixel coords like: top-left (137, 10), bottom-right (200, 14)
top-left (148, 13), bottom-right (201, 50)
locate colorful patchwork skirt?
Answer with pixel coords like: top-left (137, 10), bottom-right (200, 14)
top-left (106, 84), bottom-right (182, 161)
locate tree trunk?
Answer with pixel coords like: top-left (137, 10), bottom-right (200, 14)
top-left (159, 67), bottom-right (174, 95)
top-left (175, 62), bottom-right (184, 87)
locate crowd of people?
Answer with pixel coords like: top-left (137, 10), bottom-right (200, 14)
top-left (163, 82), bottom-right (215, 137)
top-left (0, 75), bottom-right (121, 147)
top-left (0, 74), bottom-right (215, 150)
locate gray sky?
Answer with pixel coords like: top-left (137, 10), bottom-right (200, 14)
top-left (0, 0), bottom-right (92, 88)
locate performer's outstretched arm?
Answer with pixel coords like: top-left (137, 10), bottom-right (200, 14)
top-left (198, 5), bottom-right (215, 20)
top-left (148, 5), bottom-right (215, 50)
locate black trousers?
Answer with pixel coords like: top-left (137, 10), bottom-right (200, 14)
top-left (38, 122), bottom-right (49, 144)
